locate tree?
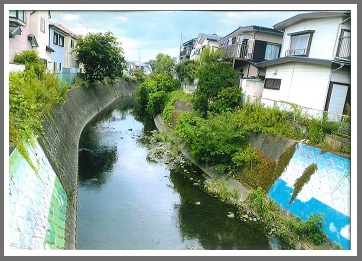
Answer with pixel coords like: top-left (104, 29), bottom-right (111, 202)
top-left (199, 45), bottom-right (222, 65)
top-left (175, 59), bottom-right (198, 85)
top-left (75, 31), bottom-right (126, 84)
top-left (193, 60), bottom-right (238, 117)
top-left (151, 53), bottom-right (176, 76)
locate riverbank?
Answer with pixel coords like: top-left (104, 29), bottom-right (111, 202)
top-left (153, 114), bottom-right (342, 251)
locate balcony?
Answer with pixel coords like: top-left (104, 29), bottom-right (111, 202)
top-left (180, 49), bottom-right (191, 58)
top-left (220, 43), bottom-right (251, 60)
top-left (335, 35), bottom-right (351, 61)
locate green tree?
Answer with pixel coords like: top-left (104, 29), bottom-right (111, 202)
top-left (175, 59), bottom-right (199, 84)
top-left (75, 31), bottom-right (126, 84)
top-left (199, 45), bottom-right (222, 65)
top-left (193, 60), bottom-right (238, 117)
top-left (152, 53), bottom-right (176, 76)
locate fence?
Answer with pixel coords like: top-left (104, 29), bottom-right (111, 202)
top-left (55, 72), bottom-right (79, 84)
top-left (242, 94), bottom-right (351, 138)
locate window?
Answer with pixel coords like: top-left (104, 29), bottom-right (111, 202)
top-left (286, 31), bottom-right (314, 56)
top-left (265, 43), bottom-right (281, 60)
top-left (40, 17), bottom-right (45, 33)
top-left (59, 35), bottom-right (64, 47)
top-left (71, 39), bottom-right (74, 48)
top-left (264, 78), bottom-right (281, 90)
top-left (53, 32), bottom-right (59, 44)
top-left (9, 10), bottom-right (25, 22)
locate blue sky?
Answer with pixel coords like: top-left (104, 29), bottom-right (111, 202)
top-left (40, 4), bottom-right (350, 63)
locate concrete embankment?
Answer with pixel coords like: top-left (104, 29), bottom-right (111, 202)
top-left (8, 81), bottom-right (137, 250)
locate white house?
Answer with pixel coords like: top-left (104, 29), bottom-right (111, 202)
top-left (219, 25), bottom-right (284, 101)
top-left (9, 10), bottom-right (54, 71)
top-left (257, 11), bottom-right (351, 121)
top-left (189, 33), bottom-right (222, 61)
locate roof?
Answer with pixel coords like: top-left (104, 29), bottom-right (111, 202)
top-left (221, 25), bottom-right (283, 40)
top-left (274, 11), bottom-right (351, 31)
top-left (197, 33), bottom-right (222, 43)
top-left (182, 38), bottom-right (196, 46)
top-left (256, 56), bottom-right (349, 68)
top-left (50, 22), bottom-right (78, 38)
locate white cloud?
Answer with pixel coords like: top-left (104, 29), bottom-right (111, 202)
top-left (116, 15), bottom-right (128, 22)
top-left (62, 14), bottom-right (79, 21)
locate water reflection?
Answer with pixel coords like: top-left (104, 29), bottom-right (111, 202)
top-left (169, 161), bottom-right (271, 250)
top-left (77, 103), bottom-right (285, 250)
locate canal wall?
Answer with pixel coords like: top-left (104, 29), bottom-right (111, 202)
top-left (154, 114), bottom-right (351, 250)
top-left (8, 81), bottom-right (138, 250)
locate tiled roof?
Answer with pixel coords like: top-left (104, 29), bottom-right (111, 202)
top-left (51, 22), bottom-right (78, 38)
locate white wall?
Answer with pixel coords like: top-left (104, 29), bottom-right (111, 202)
top-left (9, 11), bottom-right (32, 63)
top-left (241, 79), bottom-right (264, 98)
top-left (280, 16), bottom-right (343, 60)
top-left (262, 62), bottom-right (331, 111)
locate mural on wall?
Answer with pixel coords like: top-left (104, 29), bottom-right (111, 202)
top-left (268, 143), bottom-right (350, 250)
top-left (8, 140), bottom-right (67, 250)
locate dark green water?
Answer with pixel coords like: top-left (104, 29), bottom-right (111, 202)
top-left (76, 102), bottom-right (284, 250)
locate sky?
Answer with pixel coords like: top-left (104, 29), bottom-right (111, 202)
top-left (33, 4), bottom-right (351, 63)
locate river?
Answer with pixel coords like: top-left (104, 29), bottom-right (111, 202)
top-left (76, 100), bottom-right (286, 251)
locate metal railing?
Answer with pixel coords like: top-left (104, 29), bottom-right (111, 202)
top-left (220, 44), bottom-right (250, 59)
top-left (243, 94), bottom-right (350, 124)
top-left (285, 48), bottom-right (308, 56)
top-left (335, 36), bottom-right (351, 60)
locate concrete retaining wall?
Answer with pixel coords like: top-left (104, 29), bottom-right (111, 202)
top-left (8, 80), bottom-right (138, 250)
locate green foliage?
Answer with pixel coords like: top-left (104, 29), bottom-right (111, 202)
top-left (13, 50), bottom-right (47, 79)
top-left (290, 214), bottom-right (327, 245)
top-left (199, 45), bottom-right (222, 65)
top-left (146, 91), bottom-right (168, 117)
top-left (231, 144), bottom-right (259, 170)
top-left (208, 85), bottom-right (241, 114)
top-left (175, 59), bottom-right (198, 84)
top-left (204, 177), bottom-right (240, 205)
top-left (308, 119), bottom-right (325, 144)
top-left (151, 53), bottom-right (177, 76)
top-left (131, 68), bottom-right (147, 82)
top-left (175, 112), bottom-right (248, 173)
top-left (134, 73), bottom-right (179, 119)
top-left (245, 188), bottom-right (327, 248)
top-left (9, 63), bottom-right (67, 145)
top-left (75, 31), bottom-right (126, 84)
top-left (193, 60), bottom-right (238, 117)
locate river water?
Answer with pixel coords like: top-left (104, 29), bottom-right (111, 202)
top-left (76, 100), bottom-right (285, 251)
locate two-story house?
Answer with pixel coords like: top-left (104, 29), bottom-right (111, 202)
top-left (49, 22), bottom-right (80, 82)
top-left (219, 25), bottom-right (284, 100)
top-left (189, 33), bottom-right (222, 61)
top-left (257, 11), bottom-right (351, 121)
top-left (179, 38), bottom-right (196, 62)
top-left (9, 10), bottom-right (54, 71)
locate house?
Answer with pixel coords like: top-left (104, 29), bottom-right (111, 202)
top-left (219, 25), bottom-right (284, 100)
top-left (128, 61), bottom-right (152, 75)
top-left (257, 11), bottom-right (351, 121)
top-left (49, 22), bottom-right (81, 82)
top-left (9, 10), bottom-right (54, 71)
top-left (189, 33), bottom-right (222, 61)
top-left (179, 38), bottom-right (196, 62)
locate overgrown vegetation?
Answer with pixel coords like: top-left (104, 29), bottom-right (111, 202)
top-left (244, 187), bottom-right (328, 248)
top-left (289, 163), bottom-right (318, 204)
top-left (10, 50), bottom-right (68, 145)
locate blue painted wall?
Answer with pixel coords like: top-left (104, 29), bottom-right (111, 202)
top-left (268, 143), bottom-right (350, 249)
